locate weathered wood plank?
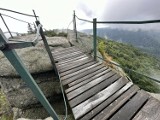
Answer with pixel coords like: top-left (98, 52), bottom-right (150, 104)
top-left (54, 50), bottom-right (83, 59)
top-left (109, 90), bottom-right (149, 120)
top-left (66, 67), bottom-right (111, 93)
top-left (80, 82), bottom-right (134, 120)
top-left (68, 66), bottom-right (109, 88)
top-left (60, 62), bottom-right (101, 81)
top-left (57, 56), bottom-right (89, 67)
top-left (54, 52), bottom-right (84, 61)
top-left (60, 61), bottom-right (97, 77)
top-left (61, 64), bottom-right (107, 86)
top-left (58, 57), bottom-right (93, 70)
top-left (72, 77), bottom-right (128, 119)
top-left (67, 70), bottom-right (116, 100)
top-left (58, 58), bottom-right (94, 73)
top-left (133, 97), bottom-right (160, 120)
top-left (53, 48), bottom-right (82, 57)
top-left (52, 46), bottom-right (78, 55)
top-left (57, 54), bottom-right (88, 65)
top-left (69, 74), bottom-right (122, 108)
top-left (92, 85), bottom-right (140, 120)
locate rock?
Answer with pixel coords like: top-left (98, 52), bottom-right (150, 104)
top-left (0, 71), bottom-right (61, 108)
top-left (0, 35), bottom-right (71, 76)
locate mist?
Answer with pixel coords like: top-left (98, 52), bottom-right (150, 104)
top-left (77, 0), bottom-right (160, 30)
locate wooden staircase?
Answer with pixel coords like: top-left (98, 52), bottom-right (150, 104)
top-left (52, 46), bottom-right (160, 120)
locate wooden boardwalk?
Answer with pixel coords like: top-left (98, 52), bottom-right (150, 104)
top-left (52, 46), bottom-right (160, 120)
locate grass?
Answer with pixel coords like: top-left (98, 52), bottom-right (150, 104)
top-left (0, 90), bottom-right (13, 120)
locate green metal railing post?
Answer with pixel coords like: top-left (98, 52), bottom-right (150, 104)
top-left (73, 10), bottom-right (78, 42)
top-left (33, 10), bottom-right (58, 76)
top-left (0, 29), bottom-right (59, 120)
top-left (93, 18), bottom-right (97, 61)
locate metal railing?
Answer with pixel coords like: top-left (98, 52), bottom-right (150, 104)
top-left (73, 11), bottom-right (160, 84)
top-left (0, 8), bottom-right (59, 120)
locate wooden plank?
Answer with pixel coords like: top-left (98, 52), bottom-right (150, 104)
top-left (52, 46), bottom-right (78, 55)
top-left (62, 64), bottom-right (108, 86)
top-left (60, 61), bottom-right (97, 77)
top-left (58, 57), bottom-right (93, 70)
top-left (53, 48), bottom-right (82, 57)
top-left (66, 67), bottom-right (111, 93)
top-left (69, 74), bottom-right (122, 107)
top-left (60, 62), bottom-right (101, 81)
top-left (57, 57), bottom-right (92, 70)
top-left (68, 66), bottom-right (109, 88)
top-left (133, 97), bottom-right (160, 120)
top-left (80, 82), bottom-right (135, 120)
top-left (54, 52), bottom-right (84, 61)
top-left (57, 54), bottom-right (88, 65)
top-left (54, 50), bottom-right (83, 59)
top-left (57, 56), bottom-right (89, 67)
top-left (109, 90), bottom-right (149, 120)
top-left (67, 70), bottom-right (116, 100)
top-left (52, 46), bottom-right (85, 56)
top-left (72, 77), bottom-right (128, 119)
top-left (58, 58), bottom-right (94, 73)
top-left (92, 85), bottom-right (139, 120)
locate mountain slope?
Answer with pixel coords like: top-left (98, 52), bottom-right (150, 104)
top-left (98, 38), bottom-right (160, 93)
top-left (83, 28), bottom-right (160, 58)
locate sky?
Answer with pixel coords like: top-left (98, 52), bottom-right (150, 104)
top-left (0, 0), bottom-right (160, 33)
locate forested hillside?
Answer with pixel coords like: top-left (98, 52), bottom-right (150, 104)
top-left (98, 38), bottom-right (160, 93)
top-left (84, 28), bottom-right (160, 58)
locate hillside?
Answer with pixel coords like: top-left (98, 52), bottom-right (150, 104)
top-left (83, 28), bottom-right (160, 58)
top-left (98, 38), bottom-right (160, 93)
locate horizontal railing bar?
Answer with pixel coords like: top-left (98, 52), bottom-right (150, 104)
top-left (75, 15), bottom-right (93, 23)
top-left (0, 8), bottom-right (38, 17)
top-left (96, 20), bottom-right (160, 24)
top-left (1, 13), bottom-right (34, 25)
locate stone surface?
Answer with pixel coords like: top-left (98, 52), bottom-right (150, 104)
top-left (0, 35), bottom-right (71, 76)
top-left (0, 71), bottom-right (61, 108)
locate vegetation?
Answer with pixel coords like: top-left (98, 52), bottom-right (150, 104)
top-left (98, 38), bottom-right (160, 93)
top-left (0, 90), bottom-right (13, 120)
top-left (44, 29), bottom-right (67, 37)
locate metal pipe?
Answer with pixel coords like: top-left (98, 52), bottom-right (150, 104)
top-left (73, 11), bottom-right (78, 42)
top-left (33, 10), bottom-right (38, 21)
top-left (35, 20), bottom-right (58, 76)
top-left (93, 18), bottom-right (97, 61)
top-left (0, 13), bottom-right (13, 38)
top-left (96, 20), bottom-right (160, 24)
top-left (0, 8), bottom-right (38, 17)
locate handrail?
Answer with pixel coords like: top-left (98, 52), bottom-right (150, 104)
top-left (0, 8), bottom-right (38, 17)
top-left (96, 20), bottom-right (160, 24)
top-left (1, 13), bottom-right (34, 25)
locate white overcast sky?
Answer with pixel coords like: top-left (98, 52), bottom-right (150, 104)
top-left (0, 0), bottom-right (160, 33)
top-left (0, 0), bottom-right (107, 33)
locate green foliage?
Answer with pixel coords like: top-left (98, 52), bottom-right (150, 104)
top-left (98, 40), bottom-right (106, 53)
top-left (44, 30), bottom-right (67, 37)
top-left (0, 91), bottom-right (13, 120)
top-left (98, 38), bottom-right (160, 93)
